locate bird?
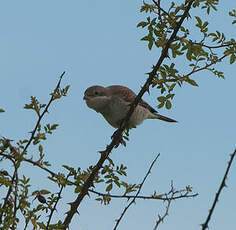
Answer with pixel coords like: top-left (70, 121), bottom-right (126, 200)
top-left (83, 85), bottom-right (177, 129)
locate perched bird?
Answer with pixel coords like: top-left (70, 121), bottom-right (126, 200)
top-left (83, 85), bottom-right (177, 129)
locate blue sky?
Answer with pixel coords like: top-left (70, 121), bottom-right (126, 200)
top-left (0, 1), bottom-right (236, 230)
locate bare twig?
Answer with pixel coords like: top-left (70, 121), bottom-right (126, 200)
top-left (153, 181), bottom-right (176, 230)
top-left (201, 149), bottom-right (236, 230)
top-left (113, 154), bottom-right (160, 230)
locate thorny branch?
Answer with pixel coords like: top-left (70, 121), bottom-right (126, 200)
top-left (201, 149), bottom-right (236, 230)
top-left (62, 1), bottom-right (194, 229)
top-left (153, 181), bottom-right (179, 230)
top-left (113, 154), bottom-right (160, 230)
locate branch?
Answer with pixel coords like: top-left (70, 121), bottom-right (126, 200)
top-left (62, 2), bottom-right (194, 228)
top-left (201, 149), bottom-right (236, 230)
top-left (164, 53), bottom-right (228, 83)
top-left (89, 187), bottom-right (198, 201)
top-left (0, 166), bottom-right (17, 224)
top-left (21, 71), bottom-right (66, 155)
top-left (192, 42), bottom-right (236, 49)
top-left (113, 154), bottom-right (160, 230)
top-left (11, 161), bottom-right (19, 230)
top-left (152, 0), bottom-right (171, 19)
top-left (46, 174), bottom-right (71, 230)
top-left (153, 181), bottom-right (188, 229)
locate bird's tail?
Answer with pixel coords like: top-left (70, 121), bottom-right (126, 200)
top-left (151, 114), bottom-right (177, 122)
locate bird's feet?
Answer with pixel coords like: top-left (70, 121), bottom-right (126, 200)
top-left (111, 129), bottom-right (130, 147)
top-left (111, 130), bottom-right (125, 147)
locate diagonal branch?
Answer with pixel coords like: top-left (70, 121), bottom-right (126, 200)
top-left (201, 149), bottom-right (236, 230)
top-left (62, 1), bottom-right (194, 229)
top-left (22, 71), bottom-right (66, 155)
top-left (113, 154), bottom-right (160, 230)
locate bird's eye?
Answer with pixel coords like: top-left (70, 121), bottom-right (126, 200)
top-left (94, 91), bottom-right (99, 95)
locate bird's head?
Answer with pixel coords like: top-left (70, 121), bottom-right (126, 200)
top-left (83, 86), bottom-right (110, 112)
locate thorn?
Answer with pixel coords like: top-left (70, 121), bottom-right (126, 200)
top-left (67, 202), bottom-right (74, 207)
top-left (99, 150), bottom-right (107, 155)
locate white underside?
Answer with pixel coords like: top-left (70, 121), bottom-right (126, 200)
top-left (85, 95), bottom-right (157, 129)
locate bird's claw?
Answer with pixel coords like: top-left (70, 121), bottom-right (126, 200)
top-left (111, 130), bottom-right (126, 146)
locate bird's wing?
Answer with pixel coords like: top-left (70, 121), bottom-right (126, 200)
top-left (106, 85), bottom-right (157, 114)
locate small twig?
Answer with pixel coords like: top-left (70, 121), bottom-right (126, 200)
top-left (201, 149), bottom-right (236, 230)
top-left (192, 42), bottom-right (236, 49)
top-left (152, 0), bottom-right (171, 19)
top-left (0, 168), bottom-right (17, 224)
top-left (22, 71), bottom-right (66, 155)
top-left (163, 53), bottom-right (228, 83)
top-left (11, 162), bottom-right (19, 230)
top-left (153, 181), bottom-right (175, 230)
top-left (89, 188), bottom-right (198, 201)
top-left (46, 173), bottom-right (71, 229)
top-left (113, 154), bottom-right (160, 230)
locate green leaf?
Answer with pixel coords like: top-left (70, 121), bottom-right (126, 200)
top-left (0, 109), bottom-right (5, 113)
top-left (165, 100), bottom-right (172, 110)
top-left (157, 96), bottom-right (166, 102)
top-left (137, 21), bottom-right (148, 28)
top-left (148, 40), bottom-right (153, 50)
top-left (37, 222), bottom-right (47, 230)
top-left (230, 54), bottom-right (236, 64)
top-left (157, 102), bottom-right (164, 109)
top-left (195, 16), bottom-right (202, 27)
top-left (38, 145), bottom-right (43, 154)
top-left (186, 78), bottom-right (199, 87)
top-left (51, 124), bottom-right (59, 130)
top-left (106, 183), bottom-right (113, 192)
top-left (39, 189), bottom-right (50, 195)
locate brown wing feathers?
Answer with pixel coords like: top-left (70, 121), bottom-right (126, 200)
top-left (107, 85), bottom-right (157, 114)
